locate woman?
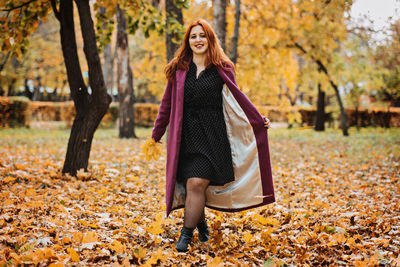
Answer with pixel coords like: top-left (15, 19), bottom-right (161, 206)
top-left (151, 19), bottom-right (275, 252)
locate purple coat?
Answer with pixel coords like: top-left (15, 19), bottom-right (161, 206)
top-left (152, 63), bottom-right (275, 216)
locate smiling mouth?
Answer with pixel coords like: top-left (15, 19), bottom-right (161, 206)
top-left (195, 44), bottom-right (204, 49)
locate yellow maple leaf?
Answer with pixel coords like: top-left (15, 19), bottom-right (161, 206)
top-left (25, 188), bottom-right (36, 196)
top-left (255, 215), bottom-right (279, 226)
top-left (67, 248), bottom-right (79, 262)
top-left (109, 240), bottom-right (125, 254)
top-left (243, 232), bottom-right (253, 243)
top-left (146, 221), bottom-right (164, 235)
top-left (62, 236), bottom-right (71, 244)
top-left (134, 247), bottom-right (146, 259)
top-left (140, 138), bottom-right (162, 161)
top-left (81, 231), bottom-right (98, 243)
top-left (43, 248), bottom-right (58, 260)
top-left (142, 249), bottom-right (166, 266)
top-left (72, 232), bottom-right (83, 243)
top-left (207, 256), bottom-right (224, 267)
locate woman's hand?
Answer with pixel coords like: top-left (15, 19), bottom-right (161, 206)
top-left (263, 117), bottom-right (271, 129)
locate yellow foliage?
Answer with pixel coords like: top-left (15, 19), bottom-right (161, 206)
top-left (109, 240), bottom-right (125, 254)
top-left (206, 256), bottom-right (224, 266)
top-left (140, 138), bottom-right (162, 161)
top-left (67, 248), bottom-right (79, 262)
top-left (81, 231), bottom-right (98, 243)
top-left (287, 111), bottom-right (302, 125)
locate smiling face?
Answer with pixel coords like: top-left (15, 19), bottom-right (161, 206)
top-left (189, 25), bottom-right (209, 56)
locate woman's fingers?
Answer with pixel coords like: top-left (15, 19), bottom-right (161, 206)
top-left (264, 117), bottom-right (270, 129)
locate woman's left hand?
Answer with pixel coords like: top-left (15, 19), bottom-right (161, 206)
top-left (263, 117), bottom-right (271, 129)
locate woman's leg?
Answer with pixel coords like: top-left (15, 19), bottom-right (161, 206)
top-left (184, 177), bottom-right (210, 228)
top-left (176, 177), bottom-right (209, 251)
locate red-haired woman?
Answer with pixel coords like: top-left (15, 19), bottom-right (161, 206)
top-left (151, 19), bottom-right (275, 252)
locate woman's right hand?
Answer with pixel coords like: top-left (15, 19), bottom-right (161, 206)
top-left (263, 117), bottom-right (271, 129)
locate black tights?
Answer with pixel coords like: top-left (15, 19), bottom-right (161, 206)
top-left (184, 177), bottom-right (209, 229)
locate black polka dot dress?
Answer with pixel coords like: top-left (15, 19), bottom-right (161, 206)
top-left (177, 61), bottom-right (235, 186)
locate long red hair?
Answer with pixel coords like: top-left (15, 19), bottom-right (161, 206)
top-left (164, 19), bottom-right (234, 82)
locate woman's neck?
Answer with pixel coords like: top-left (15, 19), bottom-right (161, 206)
top-left (192, 54), bottom-right (206, 67)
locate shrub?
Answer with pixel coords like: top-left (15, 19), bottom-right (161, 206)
top-left (7, 100), bottom-right (400, 129)
top-left (0, 96), bottom-right (30, 128)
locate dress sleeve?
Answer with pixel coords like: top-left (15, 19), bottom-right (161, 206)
top-left (151, 80), bottom-right (173, 142)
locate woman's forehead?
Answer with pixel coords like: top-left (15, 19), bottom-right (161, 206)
top-left (190, 25), bottom-right (205, 35)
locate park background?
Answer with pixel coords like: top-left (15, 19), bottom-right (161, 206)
top-left (0, 0), bottom-right (399, 266)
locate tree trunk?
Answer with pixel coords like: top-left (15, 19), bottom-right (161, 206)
top-left (32, 76), bottom-right (42, 101)
top-left (6, 78), bottom-right (17, 96)
top-left (52, 0), bottom-right (111, 175)
top-left (315, 83), bottom-right (325, 131)
top-left (354, 105), bottom-right (360, 131)
top-left (230, 0), bottom-right (240, 64)
top-left (100, 6), bottom-right (114, 94)
top-left (103, 44), bottom-right (115, 94)
top-left (331, 82), bottom-right (349, 136)
top-left (165, 0), bottom-right (183, 62)
top-left (24, 78), bottom-right (33, 99)
top-left (116, 5), bottom-right (136, 138)
top-left (213, 0), bottom-right (227, 51)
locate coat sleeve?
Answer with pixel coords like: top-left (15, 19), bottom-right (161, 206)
top-left (152, 80), bottom-right (173, 142)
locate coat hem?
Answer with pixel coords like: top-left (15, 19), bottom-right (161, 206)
top-left (167, 195), bottom-right (275, 216)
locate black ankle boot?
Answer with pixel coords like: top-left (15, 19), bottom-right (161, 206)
top-left (197, 220), bottom-right (209, 242)
top-left (175, 227), bottom-right (193, 252)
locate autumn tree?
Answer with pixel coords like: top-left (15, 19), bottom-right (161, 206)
top-left (131, 28), bottom-right (166, 101)
top-left (54, 0), bottom-right (112, 174)
top-left (20, 15), bottom-right (68, 101)
top-left (340, 33), bottom-right (384, 128)
top-left (1, 0), bottom-right (111, 175)
top-left (94, 0), bottom-right (184, 137)
top-left (290, 0), bottom-right (352, 135)
top-left (239, 0), bottom-right (352, 135)
top-left (373, 20), bottom-right (400, 107)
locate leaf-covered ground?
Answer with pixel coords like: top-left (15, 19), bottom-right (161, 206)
top-left (0, 126), bottom-right (399, 266)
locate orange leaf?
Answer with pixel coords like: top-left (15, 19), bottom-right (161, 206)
top-left (81, 231), bottom-right (98, 243)
top-left (67, 248), bottom-right (79, 262)
top-left (109, 240), bottom-right (125, 254)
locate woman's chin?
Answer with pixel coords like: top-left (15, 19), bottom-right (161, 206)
top-left (193, 49), bottom-right (207, 55)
